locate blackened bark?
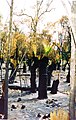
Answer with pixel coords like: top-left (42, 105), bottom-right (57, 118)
top-left (47, 70), bottom-right (52, 86)
top-left (51, 79), bottom-right (59, 94)
top-left (38, 56), bottom-right (48, 99)
top-left (27, 58), bottom-right (31, 71)
top-left (0, 58), bottom-right (4, 69)
top-left (66, 64), bottom-right (70, 83)
top-left (22, 55), bottom-right (26, 73)
top-left (0, 97), bottom-right (4, 114)
top-left (30, 66), bottom-right (36, 93)
top-left (9, 62), bottom-right (16, 83)
top-left (30, 57), bottom-right (39, 93)
top-left (47, 64), bottom-right (53, 86)
top-left (47, 62), bottom-right (56, 86)
top-left (23, 63), bottom-right (26, 73)
top-left (56, 61), bottom-right (60, 70)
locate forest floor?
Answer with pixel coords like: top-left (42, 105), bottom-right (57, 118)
top-left (8, 69), bottom-right (70, 120)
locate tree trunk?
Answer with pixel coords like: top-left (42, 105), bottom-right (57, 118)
top-left (70, 35), bottom-right (76, 120)
top-left (30, 56), bottom-right (38, 93)
top-left (47, 70), bottom-right (52, 86)
top-left (23, 63), bottom-right (26, 73)
top-left (38, 56), bottom-right (48, 99)
top-left (66, 64), bottom-right (70, 83)
top-left (9, 62), bottom-right (16, 83)
top-left (70, 2), bottom-right (76, 119)
top-left (47, 62), bottom-right (56, 86)
top-left (47, 65), bottom-right (53, 86)
top-left (4, 0), bottom-right (14, 119)
top-left (30, 66), bottom-right (36, 93)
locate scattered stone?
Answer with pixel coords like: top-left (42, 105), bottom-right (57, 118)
top-left (42, 114), bottom-right (50, 119)
top-left (17, 98), bottom-right (22, 102)
top-left (52, 99), bottom-right (57, 101)
top-left (11, 108), bottom-right (13, 111)
top-left (51, 103), bottom-right (56, 107)
top-left (14, 81), bottom-right (18, 83)
top-left (51, 102), bottom-right (60, 107)
top-left (11, 104), bottom-right (16, 109)
top-left (37, 113), bottom-right (50, 119)
top-left (47, 113), bottom-right (50, 117)
top-left (42, 115), bottom-right (47, 119)
top-left (37, 113), bottom-right (42, 117)
top-left (21, 105), bottom-right (25, 109)
top-left (0, 114), bottom-right (4, 119)
top-left (46, 99), bottom-right (53, 104)
top-left (46, 104), bottom-right (50, 107)
top-left (56, 104), bottom-right (60, 107)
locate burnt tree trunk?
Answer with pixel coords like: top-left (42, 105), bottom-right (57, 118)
top-left (47, 69), bottom-right (52, 86)
top-left (23, 63), bottom-right (26, 73)
top-left (66, 64), bottom-right (70, 83)
top-left (23, 56), bottom-right (26, 73)
top-left (30, 66), bottom-right (36, 93)
top-left (38, 56), bottom-right (48, 99)
top-left (47, 62), bottom-right (56, 86)
top-left (30, 57), bottom-right (38, 93)
top-left (51, 79), bottom-right (59, 94)
top-left (9, 62), bottom-right (16, 84)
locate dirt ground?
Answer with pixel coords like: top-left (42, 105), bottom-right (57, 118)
top-left (8, 70), bottom-right (70, 120)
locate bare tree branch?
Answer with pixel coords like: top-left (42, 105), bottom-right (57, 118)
top-left (38, 8), bottom-right (54, 19)
top-left (6, 0), bottom-right (11, 7)
top-left (14, 12), bottom-right (33, 20)
top-left (39, 0), bottom-right (44, 8)
top-left (14, 0), bottom-right (54, 33)
top-left (67, 0), bottom-right (71, 6)
top-left (38, 0), bottom-right (54, 18)
top-left (46, 0), bottom-right (53, 7)
top-left (37, 0), bottom-right (44, 15)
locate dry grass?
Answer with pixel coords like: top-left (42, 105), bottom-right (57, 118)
top-left (50, 109), bottom-right (70, 120)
